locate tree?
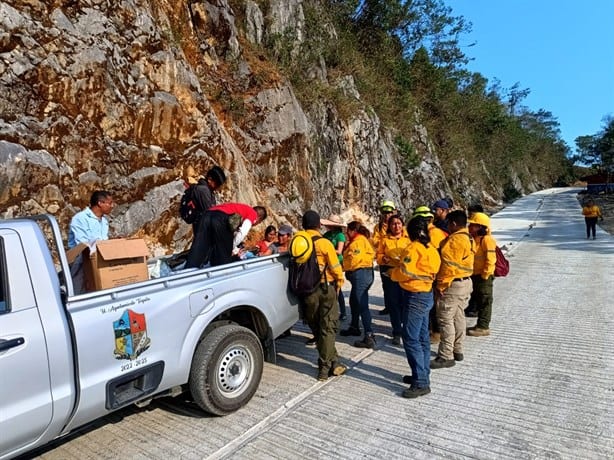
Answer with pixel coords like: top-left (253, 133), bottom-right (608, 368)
top-left (574, 116), bottom-right (614, 173)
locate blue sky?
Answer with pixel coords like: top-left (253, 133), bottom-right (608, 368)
top-left (447, 1), bottom-right (614, 154)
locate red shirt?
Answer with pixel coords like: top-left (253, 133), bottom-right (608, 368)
top-left (209, 203), bottom-right (258, 224)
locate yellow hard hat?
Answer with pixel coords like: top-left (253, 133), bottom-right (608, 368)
top-left (380, 200), bottom-right (396, 212)
top-left (412, 205), bottom-right (433, 218)
top-left (468, 212), bottom-right (490, 228)
top-left (289, 231), bottom-right (313, 264)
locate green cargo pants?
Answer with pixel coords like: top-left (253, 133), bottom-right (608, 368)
top-left (302, 283), bottom-right (340, 370)
top-left (471, 275), bottom-right (494, 329)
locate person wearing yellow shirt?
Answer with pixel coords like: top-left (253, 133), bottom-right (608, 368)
top-left (372, 200), bottom-right (397, 316)
top-left (299, 211), bottom-right (347, 381)
top-left (391, 216), bottom-right (441, 398)
top-left (341, 221), bottom-right (376, 348)
top-left (376, 215), bottom-right (411, 345)
top-left (466, 213), bottom-right (497, 337)
top-left (581, 198), bottom-right (603, 240)
top-left (432, 210), bottom-right (474, 369)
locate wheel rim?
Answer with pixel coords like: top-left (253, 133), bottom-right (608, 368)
top-left (216, 345), bottom-right (253, 397)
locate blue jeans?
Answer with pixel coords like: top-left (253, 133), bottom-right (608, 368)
top-left (381, 273), bottom-right (403, 337)
top-left (401, 290), bottom-right (434, 388)
top-left (346, 268), bottom-right (374, 333)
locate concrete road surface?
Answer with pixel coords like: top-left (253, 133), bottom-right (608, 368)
top-left (29, 188), bottom-right (613, 460)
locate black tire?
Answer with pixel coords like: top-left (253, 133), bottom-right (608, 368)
top-left (189, 324), bottom-right (263, 415)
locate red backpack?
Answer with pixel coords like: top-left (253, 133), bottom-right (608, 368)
top-left (494, 246), bottom-right (509, 277)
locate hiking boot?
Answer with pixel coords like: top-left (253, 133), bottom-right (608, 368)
top-left (379, 308), bottom-right (390, 315)
top-left (467, 327), bottom-right (490, 337)
top-left (402, 386), bottom-right (431, 399)
top-left (391, 335), bottom-right (402, 346)
top-left (454, 352), bottom-right (464, 362)
top-left (317, 365), bottom-right (329, 381)
top-left (329, 361), bottom-right (347, 377)
top-left (340, 327), bottom-right (361, 337)
top-left (402, 375), bottom-right (413, 385)
top-left (430, 356), bottom-right (455, 369)
top-left (305, 336), bottom-right (317, 345)
top-left (429, 332), bottom-right (440, 344)
top-left (353, 334), bottom-right (376, 349)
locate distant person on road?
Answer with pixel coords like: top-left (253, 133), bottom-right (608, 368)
top-left (376, 214), bottom-right (410, 345)
top-left (185, 203), bottom-right (267, 268)
top-left (296, 210), bottom-right (346, 381)
top-left (466, 213), bottom-right (497, 337)
top-left (581, 198), bottom-right (603, 240)
top-left (341, 221), bottom-right (376, 348)
top-left (68, 190), bottom-right (114, 248)
top-left (391, 216), bottom-right (441, 398)
top-left (432, 210), bottom-right (474, 369)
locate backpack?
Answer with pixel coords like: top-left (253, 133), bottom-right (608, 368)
top-left (494, 246), bottom-right (509, 277)
top-left (179, 184), bottom-right (199, 224)
top-left (288, 233), bottom-right (325, 296)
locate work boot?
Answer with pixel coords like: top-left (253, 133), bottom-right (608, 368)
top-left (329, 361), bottom-right (347, 377)
top-left (401, 386), bottom-right (431, 399)
top-left (467, 327), bottom-right (490, 337)
top-left (391, 335), bottom-right (402, 346)
top-left (429, 332), bottom-right (440, 344)
top-left (317, 365), bottom-right (329, 381)
top-left (430, 356), bottom-right (455, 369)
top-left (353, 333), bottom-right (376, 349)
top-left (454, 352), bottom-right (464, 362)
top-left (340, 327), bottom-right (361, 337)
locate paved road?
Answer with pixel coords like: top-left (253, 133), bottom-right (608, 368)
top-left (32, 188), bottom-right (613, 459)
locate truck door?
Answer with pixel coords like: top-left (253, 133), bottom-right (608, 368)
top-left (0, 230), bottom-right (53, 456)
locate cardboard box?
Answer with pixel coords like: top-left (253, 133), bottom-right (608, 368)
top-left (67, 239), bottom-right (150, 292)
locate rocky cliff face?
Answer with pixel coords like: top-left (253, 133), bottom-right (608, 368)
top-left (1, 0), bottom-right (463, 254)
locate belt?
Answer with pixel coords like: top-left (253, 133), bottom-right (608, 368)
top-left (453, 277), bottom-right (470, 282)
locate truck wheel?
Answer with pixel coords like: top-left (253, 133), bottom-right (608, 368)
top-left (189, 324), bottom-right (263, 415)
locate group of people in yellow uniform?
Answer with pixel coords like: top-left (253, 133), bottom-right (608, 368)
top-left (295, 199), bottom-right (499, 399)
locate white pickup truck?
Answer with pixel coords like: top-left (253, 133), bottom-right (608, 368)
top-left (0, 215), bottom-right (299, 460)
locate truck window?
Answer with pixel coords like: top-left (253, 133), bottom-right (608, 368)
top-left (0, 239), bottom-right (7, 313)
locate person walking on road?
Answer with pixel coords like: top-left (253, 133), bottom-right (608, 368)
top-left (391, 216), bottom-right (441, 398)
top-left (297, 211), bottom-right (347, 381)
top-left (466, 212), bottom-right (497, 337)
top-left (376, 214), bottom-right (410, 345)
top-left (341, 221), bottom-right (376, 348)
top-left (432, 210), bottom-right (474, 369)
top-left (581, 198), bottom-right (603, 240)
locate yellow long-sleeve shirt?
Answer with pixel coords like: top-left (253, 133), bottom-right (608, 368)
top-left (437, 228), bottom-right (474, 290)
top-left (306, 229), bottom-right (344, 287)
top-left (376, 234), bottom-right (411, 267)
top-left (343, 233), bottom-right (375, 271)
top-left (582, 205), bottom-right (602, 219)
top-left (371, 222), bottom-right (388, 249)
top-left (472, 234), bottom-right (497, 279)
top-left (391, 241), bottom-right (441, 292)
top-left (428, 223), bottom-right (448, 249)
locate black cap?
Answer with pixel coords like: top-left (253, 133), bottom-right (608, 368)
top-left (302, 210), bottom-right (320, 230)
top-left (206, 166), bottom-right (226, 187)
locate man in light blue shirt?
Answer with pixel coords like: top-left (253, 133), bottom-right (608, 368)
top-left (68, 191), bottom-right (114, 248)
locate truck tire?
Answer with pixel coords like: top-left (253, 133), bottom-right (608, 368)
top-left (189, 324), bottom-right (264, 415)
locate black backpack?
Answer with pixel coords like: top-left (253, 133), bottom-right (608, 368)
top-left (179, 184), bottom-right (200, 224)
top-left (289, 235), bottom-right (326, 296)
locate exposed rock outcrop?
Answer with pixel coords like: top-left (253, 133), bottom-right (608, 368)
top-left (1, 0), bottom-right (458, 254)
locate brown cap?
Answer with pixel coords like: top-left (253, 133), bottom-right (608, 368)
top-left (320, 214), bottom-right (346, 228)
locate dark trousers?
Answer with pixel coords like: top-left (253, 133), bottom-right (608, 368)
top-left (401, 290), bottom-right (433, 388)
top-left (381, 272), bottom-right (403, 337)
top-left (585, 217), bottom-right (598, 238)
top-left (186, 211), bottom-right (233, 268)
top-left (337, 289), bottom-right (347, 318)
top-left (470, 275), bottom-right (494, 329)
top-left (346, 268), bottom-right (374, 334)
top-left (302, 284), bottom-right (340, 369)
top-left (429, 286), bottom-right (440, 333)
